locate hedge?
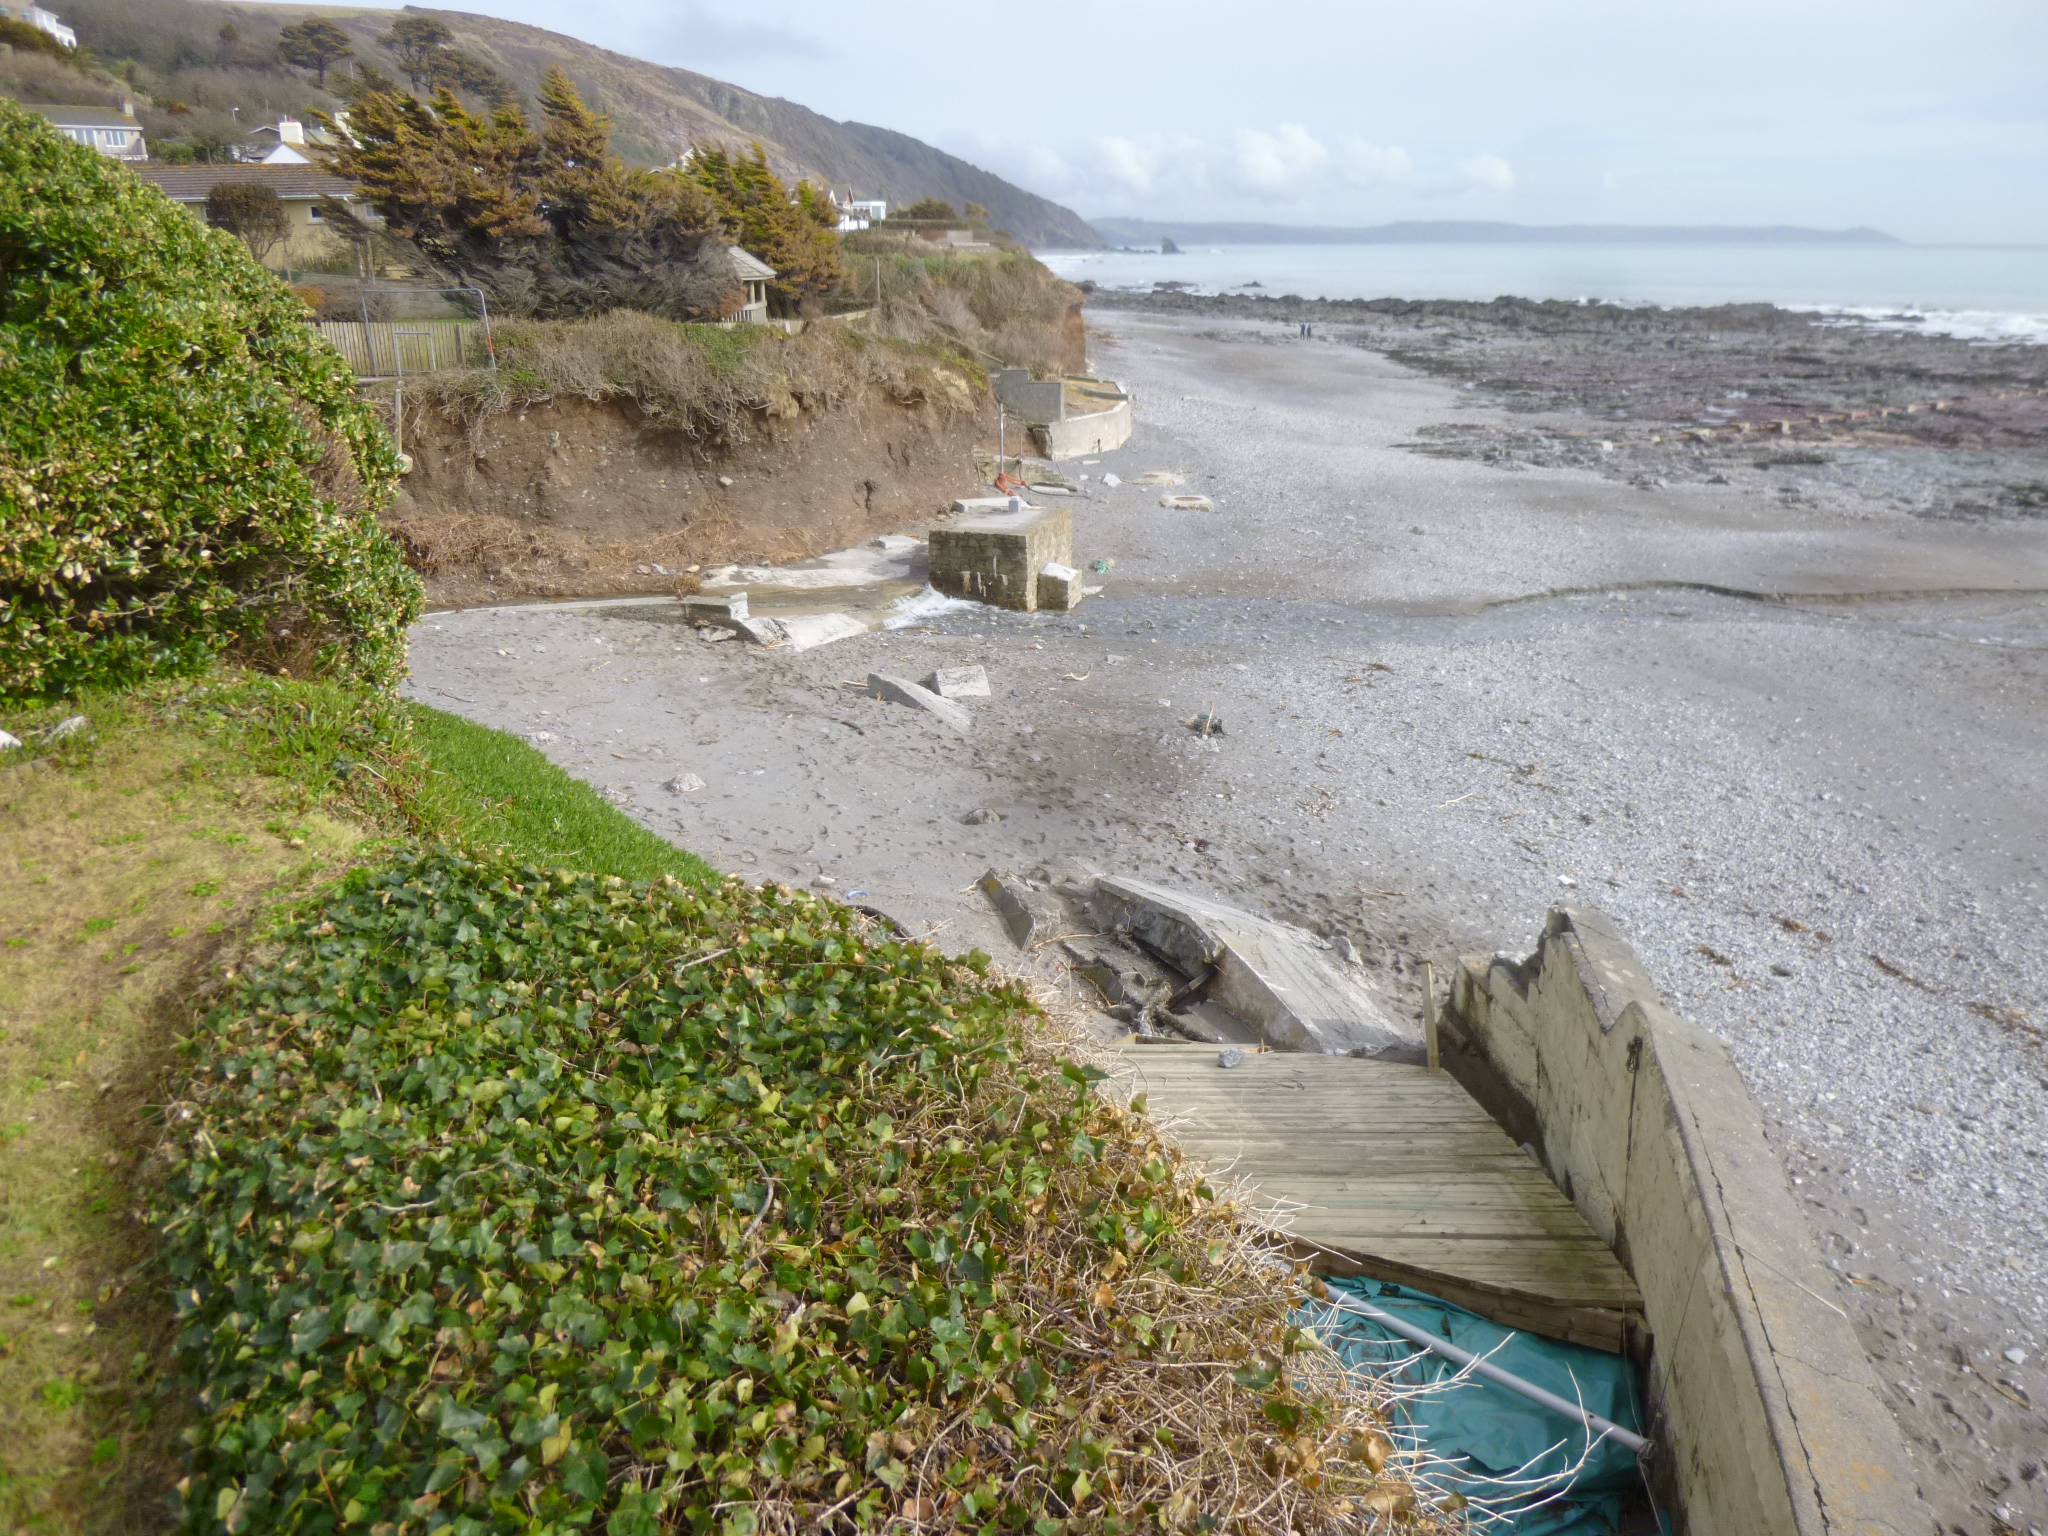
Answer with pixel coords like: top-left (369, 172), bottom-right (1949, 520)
top-left (155, 853), bottom-right (1395, 1534)
top-left (0, 99), bottom-right (421, 700)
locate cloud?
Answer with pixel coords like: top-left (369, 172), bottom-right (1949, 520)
top-left (1456, 152), bottom-right (1516, 193)
top-left (1335, 137), bottom-right (1420, 188)
top-left (648, 4), bottom-right (833, 65)
top-left (1232, 123), bottom-right (1328, 197)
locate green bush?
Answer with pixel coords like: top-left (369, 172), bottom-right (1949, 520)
top-left (0, 99), bottom-right (422, 701)
top-left (155, 852), bottom-right (1377, 1534)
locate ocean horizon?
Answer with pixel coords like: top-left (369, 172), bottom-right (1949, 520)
top-left (1038, 241), bottom-right (2048, 343)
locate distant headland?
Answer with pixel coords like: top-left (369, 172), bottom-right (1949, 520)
top-left (1088, 218), bottom-right (1904, 247)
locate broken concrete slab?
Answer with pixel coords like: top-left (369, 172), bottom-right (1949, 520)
top-left (724, 613), bottom-right (868, 651)
top-left (1062, 934), bottom-right (1176, 1010)
top-left (865, 672), bottom-right (971, 734)
top-left (1087, 876), bottom-right (1420, 1058)
top-left (682, 592), bottom-right (749, 630)
top-left (927, 504), bottom-right (1074, 612)
top-left (1038, 561), bottom-right (1082, 611)
top-left (978, 869), bottom-right (1069, 948)
top-left (924, 665), bottom-right (991, 699)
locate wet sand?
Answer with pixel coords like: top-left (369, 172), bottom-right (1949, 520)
top-left (406, 310), bottom-right (2048, 1530)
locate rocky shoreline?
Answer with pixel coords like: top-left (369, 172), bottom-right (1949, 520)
top-left (1088, 289), bottom-right (2048, 525)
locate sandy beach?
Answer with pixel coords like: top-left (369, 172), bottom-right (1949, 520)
top-left (405, 308), bottom-right (2048, 1529)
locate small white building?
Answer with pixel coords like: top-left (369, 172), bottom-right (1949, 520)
top-left (4, 4), bottom-right (76, 47)
top-left (834, 193), bottom-right (886, 232)
top-left (33, 103), bottom-right (146, 160)
top-left (723, 246), bottom-right (775, 323)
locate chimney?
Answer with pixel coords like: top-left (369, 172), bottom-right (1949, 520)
top-left (119, 97), bottom-right (134, 116)
top-left (278, 116), bottom-right (304, 144)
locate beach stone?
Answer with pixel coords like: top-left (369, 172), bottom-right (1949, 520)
top-left (1217, 1048), bottom-right (1245, 1069)
top-left (962, 808), bottom-right (1003, 825)
top-left (662, 772), bottom-right (706, 794)
top-left (44, 715), bottom-right (91, 742)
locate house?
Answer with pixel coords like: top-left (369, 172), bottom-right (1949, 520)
top-left (723, 246), bottom-right (774, 323)
top-left (833, 193), bottom-right (886, 232)
top-left (3, 3), bottom-right (75, 47)
top-left (128, 163), bottom-right (359, 269)
top-left (33, 103), bottom-right (146, 161)
top-left (244, 118), bottom-right (311, 165)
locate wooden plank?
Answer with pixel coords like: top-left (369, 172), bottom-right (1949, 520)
top-left (1118, 1041), bottom-right (1644, 1347)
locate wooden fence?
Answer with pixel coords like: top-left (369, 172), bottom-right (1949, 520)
top-left (315, 320), bottom-right (485, 376)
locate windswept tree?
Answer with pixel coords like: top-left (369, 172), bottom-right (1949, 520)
top-left (277, 18), bottom-right (353, 87)
top-left (321, 68), bottom-right (730, 318)
top-left (376, 15), bottom-right (451, 91)
top-left (677, 143), bottom-right (845, 315)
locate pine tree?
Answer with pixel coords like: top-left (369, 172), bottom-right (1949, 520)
top-left (277, 19), bottom-right (354, 88)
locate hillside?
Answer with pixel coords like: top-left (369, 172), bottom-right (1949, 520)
top-left (44, 0), bottom-right (1105, 246)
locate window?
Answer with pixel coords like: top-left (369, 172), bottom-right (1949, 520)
top-left (306, 204), bottom-right (323, 222)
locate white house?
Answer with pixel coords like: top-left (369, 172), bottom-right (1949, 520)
top-left (32, 103), bottom-right (146, 160)
top-left (834, 193), bottom-right (886, 232)
top-left (4, 4), bottom-right (76, 47)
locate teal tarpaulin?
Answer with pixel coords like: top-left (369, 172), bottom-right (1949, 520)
top-left (1312, 1278), bottom-right (1648, 1535)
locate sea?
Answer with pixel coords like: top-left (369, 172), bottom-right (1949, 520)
top-left (1036, 242), bottom-right (2048, 344)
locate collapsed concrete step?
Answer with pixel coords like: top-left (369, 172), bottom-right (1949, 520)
top-left (1087, 876), bottom-right (1418, 1058)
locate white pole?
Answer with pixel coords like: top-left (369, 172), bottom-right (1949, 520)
top-left (1321, 1292), bottom-right (1651, 1458)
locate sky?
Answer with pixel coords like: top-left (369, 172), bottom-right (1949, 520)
top-left (315, 0), bottom-right (2048, 243)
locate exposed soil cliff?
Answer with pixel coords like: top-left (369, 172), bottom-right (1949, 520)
top-left (386, 388), bottom-right (987, 608)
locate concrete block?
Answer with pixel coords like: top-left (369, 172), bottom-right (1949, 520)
top-left (865, 672), bottom-right (970, 734)
top-left (1037, 561), bottom-right (1082, 611)
top-left (927, 504), bottom-right (1073, 612)
top-left (923, 665), bottom-right (991, 699)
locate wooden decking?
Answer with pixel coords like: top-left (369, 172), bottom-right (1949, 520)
top-left (1121, 1043), bottom-right (1644, 1351)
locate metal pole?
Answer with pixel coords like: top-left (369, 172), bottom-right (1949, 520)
top-left (1320, 1292), bottom-right (1651, 1459)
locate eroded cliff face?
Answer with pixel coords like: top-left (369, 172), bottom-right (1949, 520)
top-left (383, 386), bottom-right (988, 607)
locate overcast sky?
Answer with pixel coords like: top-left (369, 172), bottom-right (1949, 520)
top-left (333, 0), bottom-right (2046, 242)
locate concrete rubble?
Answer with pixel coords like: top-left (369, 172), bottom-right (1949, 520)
top-left (969, 866), bottom-right (1417, 1058)
top-left (864, 672), bottom-right (971, 734)
top-left (977, 869), bottom-right (1067, 947)
top-left (924, 665), bottom-right (991, 699)
top-left (1088, 877), bottom-right (1420, 1058)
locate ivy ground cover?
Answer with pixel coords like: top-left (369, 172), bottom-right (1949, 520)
top-left (157, 852), bottom-right (1408, 1534)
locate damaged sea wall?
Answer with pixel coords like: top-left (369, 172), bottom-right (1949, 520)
top-left (1444, 907), bottom-right (1928, 1536)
